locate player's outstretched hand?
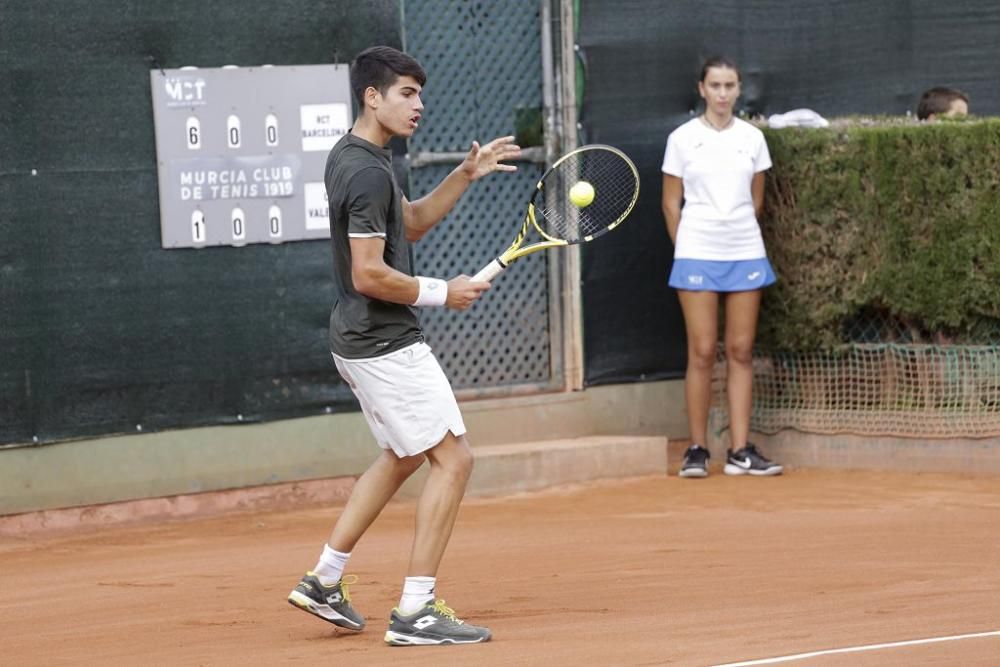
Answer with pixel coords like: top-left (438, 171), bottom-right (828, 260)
top-left (446, 275), bottom-right (491, 310)
top-left (460, 136), bottom-right (521, 181)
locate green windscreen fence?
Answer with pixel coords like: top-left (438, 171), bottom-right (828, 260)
top-left (0, 1), bottom-right (401, 446)
top-left (2, 0), bottom-right (554, 448)
top-left (575, 0), bottom-right (1000, 440)
top-left (577, 0), bottom-right (1000, 388)
top-left (9, 0), bottom-right (1000, 448)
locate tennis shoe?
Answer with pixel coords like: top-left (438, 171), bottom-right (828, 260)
top-left (678, 444), bottom-right (710, 478)
top-left (384, 599), bottom-right (491, 646)
top-left (724, 443), bottom-right (783, 476)
top-left (287, 572), bottom-right (365, 630)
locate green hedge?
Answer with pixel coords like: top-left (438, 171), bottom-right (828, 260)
top-left (758, 118), bottom-right (1000, 351)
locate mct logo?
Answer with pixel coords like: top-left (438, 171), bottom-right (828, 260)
top-left (164, 77), bottom-right (207, 106)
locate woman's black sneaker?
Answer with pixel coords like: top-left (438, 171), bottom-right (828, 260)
top-left (724, 443), bottom-right (783, 476)
top-left (679, 444), bottom-right (710, 478)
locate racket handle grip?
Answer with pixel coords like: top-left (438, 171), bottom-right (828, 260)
top-left (472, 259), bottom-right (506, 283)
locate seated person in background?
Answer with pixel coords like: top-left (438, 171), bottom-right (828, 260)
top-left (916, 87), bottom-right (969, 120)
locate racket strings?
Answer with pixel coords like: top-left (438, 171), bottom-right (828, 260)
top-left (534, 149), bottom-right (638, 243)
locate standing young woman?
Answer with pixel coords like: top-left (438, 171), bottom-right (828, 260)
top-left (661, 57), bottom-right (783, 478)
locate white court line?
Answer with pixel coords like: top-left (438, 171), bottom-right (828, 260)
top-left (711, 630), bottom-right (1000, 667)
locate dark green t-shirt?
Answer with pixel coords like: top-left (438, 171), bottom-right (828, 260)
top-left (325, 133), bottom-right (422, 358)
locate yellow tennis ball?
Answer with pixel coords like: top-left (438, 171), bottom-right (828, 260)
top-left (569, 180), bottom-right (595, 207)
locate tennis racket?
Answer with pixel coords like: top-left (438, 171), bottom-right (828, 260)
top-left (471, 144), bottom-right (640, 282)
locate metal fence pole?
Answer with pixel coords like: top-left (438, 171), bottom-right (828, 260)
top-left (557, 0), bottom-right (583, 391)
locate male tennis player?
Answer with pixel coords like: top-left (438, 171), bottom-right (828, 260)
top-left (287, 46), bottom-right (520, 646)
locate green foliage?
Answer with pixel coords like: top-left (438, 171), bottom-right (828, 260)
top-left (758, 119), bottom-right (1000, 351)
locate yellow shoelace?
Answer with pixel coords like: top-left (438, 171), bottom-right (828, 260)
top-left (431, 599), bottom-right (464, 624)
top-left (339, 574), bottom-right (358, 602)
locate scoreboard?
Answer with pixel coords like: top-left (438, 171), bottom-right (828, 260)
top-left (149, 64), bottom-right (352, 249)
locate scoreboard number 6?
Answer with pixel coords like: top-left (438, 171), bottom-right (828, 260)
top-left (186, 117), bottom-right (201, 150)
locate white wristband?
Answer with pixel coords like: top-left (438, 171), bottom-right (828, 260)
top-left (412, 276), bottom-right (448, 307)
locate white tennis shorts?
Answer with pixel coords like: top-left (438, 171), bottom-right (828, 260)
top-left (333, 342), bottom-right (466, 458)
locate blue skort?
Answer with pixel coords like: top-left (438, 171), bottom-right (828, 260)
top-left (668, 258), bottom-right (777, 292)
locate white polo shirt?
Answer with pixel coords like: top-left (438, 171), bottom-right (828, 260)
top-left (661, 117), bottom-right (772, 260)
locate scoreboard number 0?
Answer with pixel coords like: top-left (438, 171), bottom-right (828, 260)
top-left (265, 113), bottom-right (279, 147)
top-left (227, 115), bottom-right (241, 148)
top-left (231, 207), bottom-right (246, 242)
top-left (268, 205), bottom-right (283, 239)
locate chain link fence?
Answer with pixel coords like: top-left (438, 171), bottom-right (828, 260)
top-left (403, 0), bottom-right (556, 392)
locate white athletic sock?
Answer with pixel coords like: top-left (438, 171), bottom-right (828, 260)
top-left (313, 545), bottom-right (350, 586)
top-left (398, 576), bottom-right (436, 615)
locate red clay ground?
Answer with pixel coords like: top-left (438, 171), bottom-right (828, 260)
top-left (2, 470), bottom-right (999, 666)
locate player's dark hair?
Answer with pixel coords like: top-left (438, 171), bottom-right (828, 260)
top-left (350, 46), bottom-right (427, 110)
top-left (700, 56), bottom-right (741, 82)
top-left (916, 86), bottom-right (969, 120)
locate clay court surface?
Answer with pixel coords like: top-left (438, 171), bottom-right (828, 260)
top-left (2, 470), bottom-right (999, 666)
